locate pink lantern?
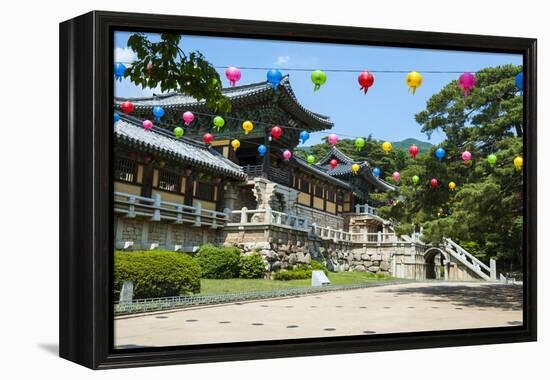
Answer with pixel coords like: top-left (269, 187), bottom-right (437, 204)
top-left (142, 120), bottom-right (153, 131)
top-left (458, 72), bottom-right (476, 96)
top-left (283, 150), bottom-right (292, 161)
top-left (462, 150), bottom-right (472, 162)
top-left (183, 111), bottom-right (195, 126)
top-left (392, 171), bottom-right (401, 182)
top-left (225, 66), bottom-right (241, 87)
top-left (327, 134), bottom-right (339, 146)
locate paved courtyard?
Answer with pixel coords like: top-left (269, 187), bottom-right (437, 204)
top-left (115, 281), bottom-right (523, 348)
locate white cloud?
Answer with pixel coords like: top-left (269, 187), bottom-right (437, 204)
top-left (275, 55), bottom-right (291, 67)
top-left (114, 47), bottom-right (137, 63)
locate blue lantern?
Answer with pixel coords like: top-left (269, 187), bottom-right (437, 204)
top-left (372, 167), bottom-right (381, 178)
top-left (114, 63), bottom-right (126, 81)
top-left (266, 69), bottom-right (283, 88)
top-left (515, 72), bottom-right (523, 94)
top-left (114, 113), bottom-right (120, 123)
top-left (258, 144), bottom-right (267, 157)
top-left (299, 131), bottom-right (310, 144)
top-left (152, 106), bottom-right (165, 121)
top-left (435, 147), bottom-right (446, 161)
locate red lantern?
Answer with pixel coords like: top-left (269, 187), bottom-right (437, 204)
top-left (409, 145), bottom-right (419, 159)
top-left (120, 101), bottom-right (134, 114)
top-left (430, 178), bottom-right (438, 189)
top-left (203, 133), bottom-right (213, 145)
top-left (271, 126), bottom-right (282, 140)
top-left (330, 159), bottom-right (338, 169)
top-left (358, 71), bottom-right (375, 94)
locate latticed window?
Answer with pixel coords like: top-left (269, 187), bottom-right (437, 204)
top-left (196, 181), bottom-right (214, 201)
top-left (327, 189), bottom-right (336, 202)
top-left (158, 171), bottom-right (180, 192)
top-left (114, 158), bottom-right (135, 182)
top-left (300, 179), bottom-right (310, 193)
top-left (314, 185), bottom-right (323, 198)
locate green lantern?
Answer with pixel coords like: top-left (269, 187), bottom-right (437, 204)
top-left (412, 175), bottom-right (419, 185)
top-left (487, 154), bottom-right (497, 167)
top-left (213, 116), bottom-right (225, 132)
top-left (311, 70), bottom-right (327, 91)
top-left (355, 137), bottom-right (366, 151)
top-left (173, 126), bottom-right (184, 138)
top-left (307, 155), bottom-right (316, 165)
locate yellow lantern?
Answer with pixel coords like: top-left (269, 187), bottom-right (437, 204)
top-left (513, 156), bottom-right (523, 171)
top-left (242, 120), bottom-right (254, 135)
top-left (231, 139), bottom-right (240, 151)
top-left (448, 181), bottom-right (456, 191)
top-left (382, 141), bottom-right (392, 154)
top-left (351, 163), bottom-right (360, 175)
top-left (406, 71), bottom-right (423, 95)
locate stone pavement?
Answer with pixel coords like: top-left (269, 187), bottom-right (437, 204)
top-left (114, 281), bottom-right (523, 348)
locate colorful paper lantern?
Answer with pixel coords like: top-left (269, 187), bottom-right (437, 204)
top-left (231, 139), bottom-right (241, 151)
top-left (152, 106), bottom-right (165, 121)
top-left (392, 171), bottom-right (401, 182)
top-left (146, 62), bottom-right (153, 73)
top-left (382, 141), bottom-right (392, 154)
top-left (283, 150), bottom-right (292, 161)
top-left (258, 144), bottom-right (267, 156)
top-left (267, 69), bottom-right (283, 88)
top-left (458, 72), bottom-right (476, 96)
top-left (299, 131), bottom-right (310, 144)
top-left (327, 134), bottom-right (338, 146)
top-left (213, 116), bottom-right (225, 132)
top-left (448, 181), bottom-right (456, 191)
top-left (307, 155), bottom-right (316, 165)
top-left (372, 167), bottom-right (381, 178)
top-left (242, 120), bottom-right (254, 135)
top-left (412, 175), bottom-right (420, 185)
top-left (513, 156), bottom-right (523, 171)
top-left (358, 71), bottom-right (374, 94)
top-left (435, 147), bottom-right (446, 161)
top-left (173, 126), bottom-right (184, 138)
top-left (462, 150), bottom-right (472, 163)
top-left (114, 63), bottom-right (126, 81)
top-left (430, 178), bottom-right (438, 189)
top-left (203, 133), bottom-right (213, 145)
top-left (183, 111), bottom-right (195, 126)
top-left (113, 113), bottom-right (120, 123)
top-left (311, 70), bottom-right (327, 91)
top-left (355, 137), bottom-right (365, 151)
top-left (142, 120), bottom-right (153, 131)
top-left (329, 159), bottom-right (338, 169)
top-left (271, 126), bottom-right (282, 140)
top-left (351, 163), bottom-right (360, 174)
top-left (225, 66), bottom-right (241, 86)
top-left (406, 71), bottom-right (423, 95)
top-left (120, 101), bottom-right (134, 114)
top-left (487, 154), bottom-right (497, 167)
top-left (515, 72), bottom-right (523, 93)
top-left (409, 144), bottom-right (419, 159)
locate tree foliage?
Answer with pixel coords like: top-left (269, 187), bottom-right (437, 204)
top-left (124, 33), bottom-right (231, 112)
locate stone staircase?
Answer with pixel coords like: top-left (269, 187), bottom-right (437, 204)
top-left (442, 238), bottom-right (497, 281)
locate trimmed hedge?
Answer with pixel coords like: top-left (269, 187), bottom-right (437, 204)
top-left (273, 260), bottom-right (330, 281)
top-left (196, 244), bottom-right (241, 279)
top-left (114, 250), bottom-right (201, 299)
top-left (239, 253), bottom-right (267, 279)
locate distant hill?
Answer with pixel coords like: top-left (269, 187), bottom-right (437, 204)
top-left (392, 138), bottom-right (433, 152)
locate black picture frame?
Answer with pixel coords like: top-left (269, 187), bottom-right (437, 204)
top-left (59, 10), bottom-right (537, 369)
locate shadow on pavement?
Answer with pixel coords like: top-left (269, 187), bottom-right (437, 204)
top-left (381, 284), bottom-right (523, 311)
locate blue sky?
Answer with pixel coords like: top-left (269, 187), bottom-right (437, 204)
top-left (114, 31), bottom-right (521, 145)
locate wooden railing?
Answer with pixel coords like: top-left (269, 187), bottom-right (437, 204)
top-left (241, 164), bottom-right (263, 179)
top-left (114, 192), bottom-right (227, 229)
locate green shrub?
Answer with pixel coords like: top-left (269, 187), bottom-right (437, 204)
top-left (310, 260), bottom-right (329, 275)
top-left (114, 250), bottom-right (201, 299)
top-left (273, 269), bottom-right (311, 281)
top-left (239, 253), bottom-right (266, 279)
top-left (196, 244), bottom-right (241, 279)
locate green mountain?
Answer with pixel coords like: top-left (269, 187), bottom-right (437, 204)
top-left (392, 138), bottom-right (432, 152)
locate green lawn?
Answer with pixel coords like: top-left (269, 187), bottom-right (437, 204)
top-left (200, 272), bottom-right (394, 295)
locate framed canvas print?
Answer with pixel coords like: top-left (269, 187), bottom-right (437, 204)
top-left (59, 11), bottom-right (537, 369)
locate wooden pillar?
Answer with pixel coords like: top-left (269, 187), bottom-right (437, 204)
top-left (262, 127), bottom-right (271, 179)
top-left (323, 183), bottom-right (327, 212)
top-left (140, 161), bottom-right (154, 198)
top-left (184, 173), bottom-right (194, 206)
top-left (216, 180), bottom-right (225, 212)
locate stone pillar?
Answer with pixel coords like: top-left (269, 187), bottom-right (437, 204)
top-left (490, 258), bottom-right (497, 281)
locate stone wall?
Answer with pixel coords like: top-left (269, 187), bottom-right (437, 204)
top-left (295, 205), bottom-right (344, 230)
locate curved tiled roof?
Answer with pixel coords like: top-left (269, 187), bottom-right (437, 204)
top-left (114, 76), bottom-right (333, 131)
top-left (114, 115), bottom-right (246, 180)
